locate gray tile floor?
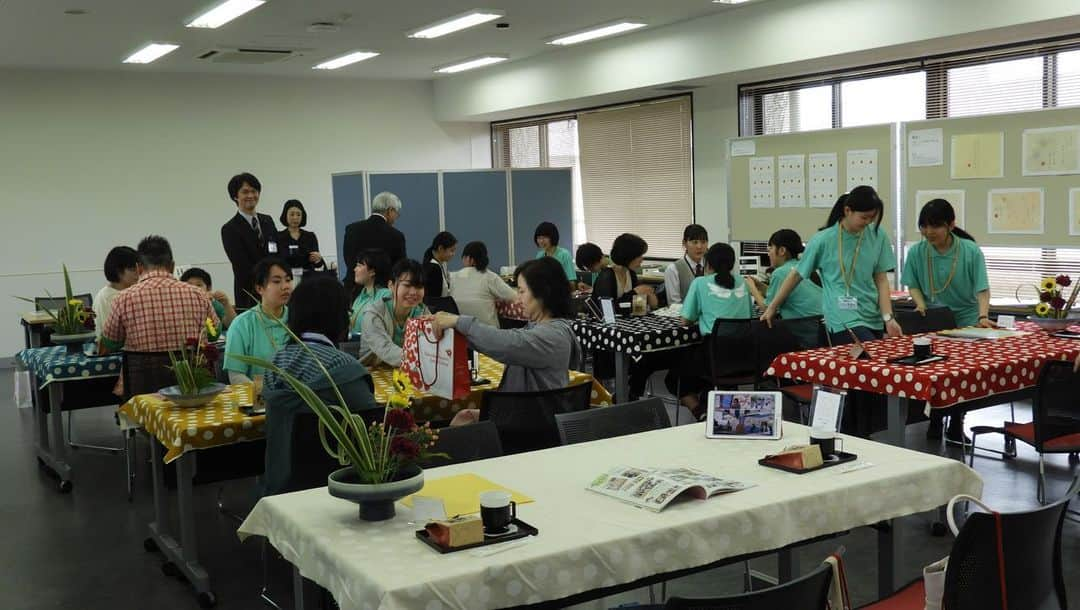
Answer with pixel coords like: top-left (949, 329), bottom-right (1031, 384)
top-left (2, 370), bottom-right (1077, 610)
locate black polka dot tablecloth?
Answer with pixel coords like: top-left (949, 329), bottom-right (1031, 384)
top-left (572, 316), bottom-right (703, 355)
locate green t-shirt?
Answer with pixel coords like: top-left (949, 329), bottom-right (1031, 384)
top-left (350, 287), bottom-right (391, 336)
top-left (385, 298), bottom-right (426, 347)
top-left (536, 247), bottom-right (577, 282)
top-left (766, 259), bottom-right (823, 320)
top-left (223, 305), bottom-right (290, 378)
top-left (901, 237), bottom-right (989, 328)
top-left (797, 223), bottom-right (896, 333)
top-left (682, 274), bottom-right (754, 335)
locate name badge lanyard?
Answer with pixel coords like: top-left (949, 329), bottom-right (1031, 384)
top-left (926, 237), bottom-right (959, 304)
top-left (837, 228), bottom-right (865, 304)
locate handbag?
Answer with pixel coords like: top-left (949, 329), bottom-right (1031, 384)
top-left (400, 318), bottom-right (470, 400)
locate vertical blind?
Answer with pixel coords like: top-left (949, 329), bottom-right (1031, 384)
top-left (577, 97), bottom-right (693, 259)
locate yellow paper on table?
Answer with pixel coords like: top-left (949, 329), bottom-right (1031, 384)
top-left (401, 473), bottom-right (533, 516)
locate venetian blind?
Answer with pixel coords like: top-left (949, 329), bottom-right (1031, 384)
top-left (577, 97), bottom-right (693, 259)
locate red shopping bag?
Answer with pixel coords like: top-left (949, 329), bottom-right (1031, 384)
top-left (400, 318), bottom-right (470, 400)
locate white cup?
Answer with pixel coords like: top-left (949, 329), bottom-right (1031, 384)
top-left (479, 490), bottom-right (511, 508)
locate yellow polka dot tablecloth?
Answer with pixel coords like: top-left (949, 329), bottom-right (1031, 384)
top-left (119, 384), bottom-right (262, 464)
top-left (369, 354), bottom-right (612, 421)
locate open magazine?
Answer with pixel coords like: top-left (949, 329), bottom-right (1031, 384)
top-left (587, 466), bottom-right (754, 512)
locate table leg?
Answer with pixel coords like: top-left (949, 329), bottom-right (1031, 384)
top-left (777, 547), bottom-right (799, 582)
top-left (885, 395), bottom-right (906, 448)
top-left (293, 565), bottom-right (320, 610)
top-left (615, 353), bottom-right (630, 403)
top-left (34, 383), bottom-right (73, 491)
top-left (877, 519), bottom-right (899, 598)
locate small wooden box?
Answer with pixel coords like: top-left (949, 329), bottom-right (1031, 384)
top-left (764, 445), bottom-right (823, 470)
top-left (424, 515), bottom-right (484, 548)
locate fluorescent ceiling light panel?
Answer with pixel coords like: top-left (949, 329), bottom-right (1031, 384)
top-left (712, 0), bottom-right (753, 3)
top-left (409, 9), bottom-right (504, 39)
top-left (435, 55), bottom-right (508, 74)
top-left (548, 20), bottom-right (646, 46)
top-left (186, 0), bottom-right (265, 29)
top-left (123, 43), bottom-right (180, 64)
top-left (313, 50), bottom-right (380, 70)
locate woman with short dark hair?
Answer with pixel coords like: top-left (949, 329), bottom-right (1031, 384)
top-left (450, 241), bottom-right (518, 327)
top-left (422, 231), bottom-right (457, 303)
top-left (275, 199), bottom-right (326, 273)
top-left (533, 221), bottom-right (577, 289)
top-left (592, 233), bottom-right (658, 309)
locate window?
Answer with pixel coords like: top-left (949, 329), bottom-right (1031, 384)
top-left (762, 86), bottom-right (832, 134)
top-left (841, 72), bottom-right (926, 127)
top-left (947, 56), bottom-right (1044, 117)
top-left (493, 96), bottom-right (693, 257)
top-left (1056, 49), bottom-right (1080, 107)
top-left (980, 246), bottom-right (1079, 302)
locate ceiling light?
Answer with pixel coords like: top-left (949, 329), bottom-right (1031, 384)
top-left (434, 55), bottom-right (508, 74)
top-left (123, 43), bottom-right (180, 64)
top-left (548, 20), bottom-right (647, 46)
top-left (186, 0), bottom-right (265, 29)
top-left (313, 50), bottom-right (380, 70)
top-left (408, 9), bottom-right (504, 39)
top-left (712, 0), bottom-right (753, 3)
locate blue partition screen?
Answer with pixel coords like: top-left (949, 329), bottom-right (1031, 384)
top-left (368, 173), bottom-right (439, 263)
top-left (443, 171), bottom-right (509, 273)
top-left (331, 173), bottom-right (365, 281)
top-left (511, 169), bottom-right (573, 265)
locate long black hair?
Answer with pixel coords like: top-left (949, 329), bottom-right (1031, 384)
top-left (706, 243), bottom-right (736, 289)
top-left (351, 249), bottom-right (391, 302)
top-left (422, 231), bottom-right (457, 263)
top-left (767, 229), bottom-right (805, 260)
top-left (822, 186), bottom-right (884, 231)
top-left (288, 275), bottom-right (348, 342)
top-left (918, 199), bottom-right (975, 241)
top-left (461, 241), bottom-right (490, 272)
top-left (514, 258), bottom-right (572, 319)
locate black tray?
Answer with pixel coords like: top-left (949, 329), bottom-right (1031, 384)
top-left (886, 354), bottom-right (948, 366)
top-left (416, 517), bottom-right (538, 554)
top-left (758, 451), bottom-right (858, 475)
top-left (1051, 331), bottom-right (1080, 340)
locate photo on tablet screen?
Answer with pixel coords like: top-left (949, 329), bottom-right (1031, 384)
top-left (706, 391), bottom-right (782, 439)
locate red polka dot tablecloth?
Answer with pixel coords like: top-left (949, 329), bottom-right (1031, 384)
top-left (766, 322), bottom-right (1080, 409)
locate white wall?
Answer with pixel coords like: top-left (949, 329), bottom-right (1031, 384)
top-left (692, 81), bottom-right (740, 243)
top-left (1, 69), bottom-right (488, 356)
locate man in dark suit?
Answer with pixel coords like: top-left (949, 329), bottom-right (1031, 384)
top-left (220, 172), bottom-right (278, 309)
top-left (342, 191), bottom-right (407, 284)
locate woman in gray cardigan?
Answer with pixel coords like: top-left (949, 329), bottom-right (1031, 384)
top-left (431, 257), bottom-right (583, 426)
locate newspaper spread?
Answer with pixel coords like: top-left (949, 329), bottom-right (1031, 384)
top-left (587, 466), bottom-right (753, 512)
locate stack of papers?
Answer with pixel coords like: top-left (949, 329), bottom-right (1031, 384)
top-left (937, 328), bottom-right (1026, 341)
top-left (653, 304), bottom-right (683, 318)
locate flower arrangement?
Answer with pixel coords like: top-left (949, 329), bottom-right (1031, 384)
top-left (168, 337), bottom-right (221, 395)
top-left (16, 264), bottom-right (92, 335)
top-left (1031, 275), bottom-right (1077, 319)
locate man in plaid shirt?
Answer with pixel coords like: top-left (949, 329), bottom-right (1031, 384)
top-left (101, 235), bottom-right (219, 353)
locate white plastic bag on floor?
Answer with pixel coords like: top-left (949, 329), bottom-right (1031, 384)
top-left (13, 369), bottom-right (32, 409)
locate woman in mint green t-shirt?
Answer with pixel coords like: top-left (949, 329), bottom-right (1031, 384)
top-left (223, 259), bottom-right (292, 385)
top-left (533, 221), bottom-right (577, 289)
top-left (348, 250), bottom-right (391, 338)
top-left (748, 229), bottom-right (822, 322)
top-left (681, 243), bottom-right (754, 335)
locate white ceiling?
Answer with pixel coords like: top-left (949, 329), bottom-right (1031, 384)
top-left (0, 0), bottom-right (749, 80)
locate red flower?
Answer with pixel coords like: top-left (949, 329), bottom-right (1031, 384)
top-left (1057, 275), bottom-right (1072, 287)
top-left (1040, 291), bottom-right (1054, 302)
top-left (202, 343), bottom-right (220, 365)
top-left (185, 337), bottom-right (198, 347)
top-left (390, 436), bottom-right (420, 460)
top-left (1050, 296), bottom-right (1067, 310)
top-left (385, 408), bottom-right (415, 431)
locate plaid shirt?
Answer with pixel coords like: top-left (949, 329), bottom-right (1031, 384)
top-left (102, 269), bottom-right (219, 352)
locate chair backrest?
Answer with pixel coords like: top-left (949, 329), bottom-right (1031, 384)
top-left (421, 421), bottom-right (504, 468)
top-left (555, 397), bottom-right (670, 445)
top-left (427, 296), bottom-right (459, 315)
top-left (35, 293), bottom-right (93, 312)
top-left (337, 341), bottom-right (363, 359)
top-left (709, 318), bottom-right (758, 380)
top-left (1031, 360), bottom-right (1080, 450)
top-left (753, 315), bottom-right (824, 375)
top-left (665, 558), bottom-right (834, 610)
top-left (282, 411), bottom-right (347, 493)
top-left (479, 383), bottom-right (592, 454)
top-left (895, 307), bottom-right (957, 335)
top-left (121, 350), bottom-right (175, 400)
top-left (942, 475), bottom-right (1078, 610)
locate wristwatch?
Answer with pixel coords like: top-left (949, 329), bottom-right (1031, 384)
top-left (882, 313), bottom-right (894, 323)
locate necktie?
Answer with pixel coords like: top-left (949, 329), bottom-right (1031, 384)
top-left (695, 262), bottom-right (703, 276)
top-left (251, 216), bottom-right (262, 242)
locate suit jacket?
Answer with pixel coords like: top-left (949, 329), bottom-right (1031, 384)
top-left (591, 267), bottom-right (639, 307)
top-left (221, 211), bottom-right (278, 309)
top-left (274, 228), bottom-right (325, 272)
top-left (342, 214), bottom-right (407, 280)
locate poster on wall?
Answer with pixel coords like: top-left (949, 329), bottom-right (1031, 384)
top-left (749, 156), bottom-right (775, 208)
top-left (1021, 125), bottom-right (1080, 176)
top-left (1070, 188), bottom-right (1080, 237)
top-left (808, 152), bottom-right (838, 208)
top-left (908, 128), bottom-right (944, 167)
top-left (951, 132), bottom-right (1004, 179)
top-left (987, 188), bottom-right (1044, 235)
top-left (846, 149), bottom-right (878, 190)
top-left (777, 154), bottom-right (806, 208)
top-left (915, 190), bottom-right (966, 229)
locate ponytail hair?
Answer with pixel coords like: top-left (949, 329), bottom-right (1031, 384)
top-left (767, 229), bottom-right (805, 260)
top-left (918, 198), bottom-right (976, 242)
top-left (423, 231), bottom-right (457, 263)
top-left (821, 186), bottom-right (884, 231)
top-left (707, 243), bottom-right (737, 289)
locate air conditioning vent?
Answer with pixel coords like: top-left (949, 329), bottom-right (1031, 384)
top-left (196, 48), bottom-right (297, 64)
top-left (655, 85), bottom-right (702, 92)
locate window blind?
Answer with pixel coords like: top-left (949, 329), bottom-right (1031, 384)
top-left (981, 246), bottom-right (1080, 302)
top-left (577, 97), bottom-right (694, 259)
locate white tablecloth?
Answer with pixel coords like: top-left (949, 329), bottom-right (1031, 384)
top-left (238, 424), bottom-right (981, 610)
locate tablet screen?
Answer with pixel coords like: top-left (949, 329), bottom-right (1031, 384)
top-left (706, 391), bottom-right (782, 439)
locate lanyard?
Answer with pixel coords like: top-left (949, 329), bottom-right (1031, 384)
top-left (837, 225), bottom-right (865, 296)
top-left (926, 236), bottom-right (960, 300)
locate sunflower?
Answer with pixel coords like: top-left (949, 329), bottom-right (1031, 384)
top-left (1040, 277), bottom-right (1058, 292)
top-left (392, 369), bottom-right (414, 399)
top-left (205, 317), bottom-right (219, 341)
top-left (68, 298), bottom-right (83, 306)
top-left (1034, 302), bottom-right (1051, 316)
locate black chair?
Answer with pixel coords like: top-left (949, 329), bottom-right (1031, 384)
top-left (337, 340), bottom-right (363, 359)
top-left (479, 383), bottom-right (592, 454)
top-left (971, 360), bottom-right (1080, 503)
top-left (118, 351), bottom-right (176, 500)
top-left (555, 397), bottom-right (670, 445)
top-left (755, 316), bottom-right (824, 423)
top-left (707, 318), bottom-right (759, 388)
top-left (427, 296), bottom-right (460, 315)
top-left (421, 421), bottom-right (504, 468)
top-left (894, 306), bottom-right (956, 335)
top-left (663, 554), bottom-right (835, 609)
